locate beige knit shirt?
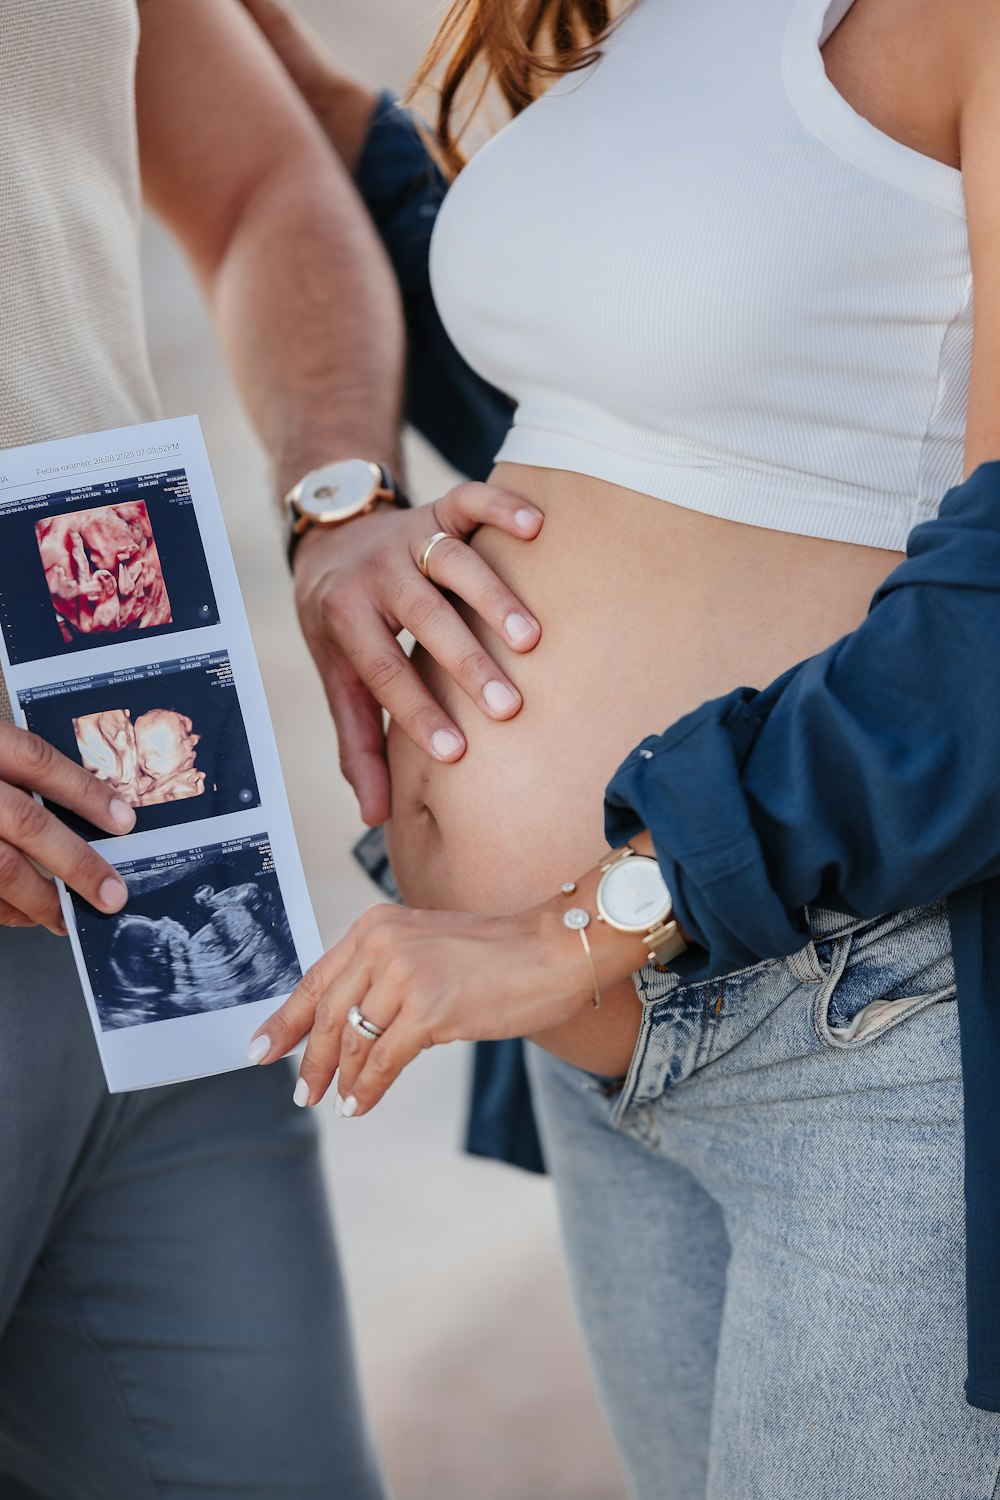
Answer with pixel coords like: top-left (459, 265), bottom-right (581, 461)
top-left (0, 0), bottom-right (159, 722)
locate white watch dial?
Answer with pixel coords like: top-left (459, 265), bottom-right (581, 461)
top-left (598, 857), bottom-right (672, 931)
top-left (295, 459), bottom-right (382, 522)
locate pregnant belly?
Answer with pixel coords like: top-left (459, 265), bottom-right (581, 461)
top-left (385, 463), bottom-right (899, 1075)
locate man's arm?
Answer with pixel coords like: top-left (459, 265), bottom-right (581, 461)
top-left (136, 0), bottom-right (543, 827)
top-left (135, 0), bottom-right (405, 496)
top-left (238, 0), bottom-right (515, 482)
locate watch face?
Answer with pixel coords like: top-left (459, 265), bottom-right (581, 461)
top-left (294, 459), bottom-right (382, 523)
top-left (598, 857), bottom-right (671, 931)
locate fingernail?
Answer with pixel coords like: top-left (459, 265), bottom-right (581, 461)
top-left (293, 1077), bottom-right (310, 1108)
top-left (431, 729), bottom-right (464, 760)
top-left (99, 876), bottom-right (128, 912)
top-left (342, 1094), bottom-right (358, 1118)
top-left (109, 798), bottom-right (136, 833)
top-left (483, 679), bottom-right (519, 714)
top-left (247, 1034), bottom-right (270, 1064)
top-left (515, 507), bottom-right (540, 531)
top-left (505, 612), bottom-right (536, 644)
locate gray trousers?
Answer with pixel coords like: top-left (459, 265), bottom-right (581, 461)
top-left (0, 928), bottom-right (386, 1500)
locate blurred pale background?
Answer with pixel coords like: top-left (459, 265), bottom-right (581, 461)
top-left (142, 2), bottom-right (626, 1496)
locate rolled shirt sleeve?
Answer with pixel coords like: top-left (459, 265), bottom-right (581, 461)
top-left (354, 90), bottom-right (513, 480)
top-left (605, 462), bottom-right (1000, 977)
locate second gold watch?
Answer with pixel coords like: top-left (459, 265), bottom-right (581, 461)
top-left (595, 844), bottom-right (688, 968)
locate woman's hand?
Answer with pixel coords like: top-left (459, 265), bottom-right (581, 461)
top-left (293, 482), bottom-right (543, 826)
top-left (0, 723), bottom-right (134, 933)
top-left (238, 0), bottom-right (379, 172)
top-left (247, 901), bottom-right (593, 1114)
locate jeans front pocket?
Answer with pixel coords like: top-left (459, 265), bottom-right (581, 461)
top-left (813, 902), bottom-right (956, 1051)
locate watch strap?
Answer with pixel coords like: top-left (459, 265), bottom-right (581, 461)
top-left (645, 917), bottom-right (688, 969)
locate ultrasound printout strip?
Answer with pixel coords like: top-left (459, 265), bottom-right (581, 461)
top-left (0, 416), bottom-right (322, 1091)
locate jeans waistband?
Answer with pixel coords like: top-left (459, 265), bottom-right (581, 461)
top-left (804, 900), bottom-right (947, 943)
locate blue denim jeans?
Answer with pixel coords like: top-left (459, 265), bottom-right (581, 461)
top-left (0, 928), bottom-right (386, 1500)
top-left (527, 902), bottom-right (1000, 1499)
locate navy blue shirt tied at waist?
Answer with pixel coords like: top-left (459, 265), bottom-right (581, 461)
top-left (356, 91), bottom-right (1000, 1407)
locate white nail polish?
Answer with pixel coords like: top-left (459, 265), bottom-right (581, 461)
top-left (292, 1077), bottom-right (310, 1108)
top-left (342, 1095), bottom-right (358, 1118)
top-left (484, 680), bottom-right (519, 714)
top-left (515, 508), bottom-right (538, 531)
top-left (247, 1034), bottom-right (270, 1064)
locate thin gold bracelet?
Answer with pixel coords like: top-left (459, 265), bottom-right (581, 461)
top-left (562, 902), bottom-right (602, 1010)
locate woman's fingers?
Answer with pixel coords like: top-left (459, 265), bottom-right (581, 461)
top-left (290, 958), bottom-right (379, 1106)
top-left (247, 908), bottom-right (392, 1070)
top-left (335, 1016), bottom-right (426, 1118)
top-left (238, 0), bottom-right (332, 103)
top-left (0, 724), bottom-right (137, 839)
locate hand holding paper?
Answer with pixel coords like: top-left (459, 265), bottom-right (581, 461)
top-left (0, 721), bottom-right (133, 931)
top-left (0, 416), bottom-right (321, 1089)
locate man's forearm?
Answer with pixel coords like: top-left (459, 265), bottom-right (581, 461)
top-left (205, 150), bottom-right (405, 499)
top-left (135, 0), bottom-right (406, 501)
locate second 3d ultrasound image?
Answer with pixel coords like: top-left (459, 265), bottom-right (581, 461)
top-left (21, 652), bottom-right (259, 837)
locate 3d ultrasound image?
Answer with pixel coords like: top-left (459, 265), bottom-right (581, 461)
top-left (20, 653), bottom-right (259, 837)
top-left (35, 500), bottom-right (172, 642)
top-left (74, 708), bottom-right (206, 807)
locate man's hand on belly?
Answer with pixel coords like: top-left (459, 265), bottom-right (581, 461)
top-left (292, 481), bottom-right (544, 825)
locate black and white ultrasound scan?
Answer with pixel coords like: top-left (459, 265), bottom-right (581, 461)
top-left (72, 835), bottom-right (301, 1032)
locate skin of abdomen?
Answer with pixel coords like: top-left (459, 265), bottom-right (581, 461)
top-left (385, 462), bottom-right (899, 1075)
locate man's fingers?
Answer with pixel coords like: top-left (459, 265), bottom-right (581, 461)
top-left (325, 607), bottom-right (468, 765)
top-left (0, 783), bottom-right (128, 915)
top-left (0, 837), bottom-right (69, 934)
top-left (321, 671), bottom-right (392, 827)
top-left (433, 482), bottom-right (543, 546)
top-left (393, 573), bottom-right (525, 722)
top-left (0, 724), bottom-right (137, 839)
top-left (413, 532), bottom-right (541, 655)
top-left (0, 894), bottom-right (38, 930)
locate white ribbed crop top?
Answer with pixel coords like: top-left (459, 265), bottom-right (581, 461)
top-left (429, 0), bottom-right (972, 552)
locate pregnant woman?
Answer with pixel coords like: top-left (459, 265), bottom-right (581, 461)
top-left (247, 0), bottom-right (1000, 1492)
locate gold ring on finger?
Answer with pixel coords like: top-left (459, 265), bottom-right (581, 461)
top-left (417, 530), bottom-right (454, 579)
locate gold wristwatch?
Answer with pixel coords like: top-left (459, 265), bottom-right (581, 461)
top-left (595, 844), bottom-right (688, 968)
top-left (284, 459), bottom-right (409, 566)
